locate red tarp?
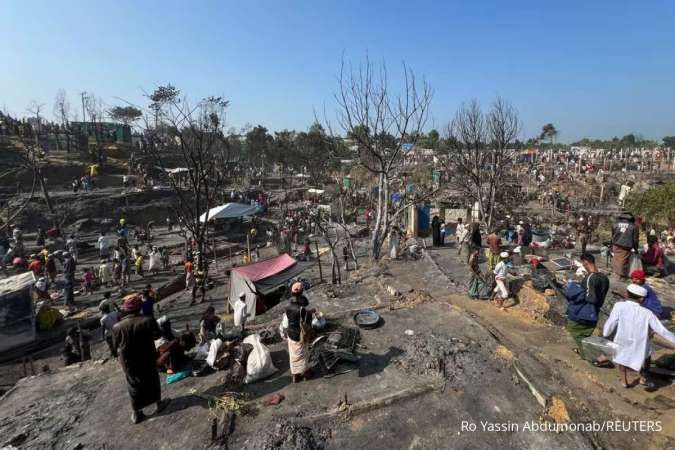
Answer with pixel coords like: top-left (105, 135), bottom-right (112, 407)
top-left (232, 254), bottom-right (297, 282)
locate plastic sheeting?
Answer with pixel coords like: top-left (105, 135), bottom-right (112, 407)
top-left (229, 254), bottom-right (312, 317)
top-left (199, 203), bottom-right (260, 223)
top-left (0, 272), bottom-right (36, 352)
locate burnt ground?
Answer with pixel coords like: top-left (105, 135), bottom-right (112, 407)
top-left (1, 227), bottom-right (672, 449)
top-left (0, 301), bottom-right (592, 450)
top-left (423, 244), bottom-right (675, 449)
top-left (1, 244), bottom-right (599, 450)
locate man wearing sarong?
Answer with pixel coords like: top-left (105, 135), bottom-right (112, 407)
top-left (113, 294), bottom-right (168, 424)
top-left (286, 282), bottom-right (314, 383)
top-left (611, 212), bottom-right (639, 280)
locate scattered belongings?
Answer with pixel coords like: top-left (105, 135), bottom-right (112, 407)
top-left (581, 336), bottom-right (618, 362)
top-left (35, 302), bottom-right (64, 330)
top-left (353, 309), bottom-right (380, 329)
top-left (264, 393), bottom-right (285, 406)
top-left (243, 333), bottom-right (277, 384)
top-left (551, 257), bottom-right (575, 270)
top-left (310, 326), bottom-right (361, 371)
top-left (166, 370), bottom-right (191, 384)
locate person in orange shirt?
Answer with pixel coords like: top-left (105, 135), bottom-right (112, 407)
top-left (28, 254), bottom-right (43, 276)
top-left (184, 258), bottom-right (194, 291)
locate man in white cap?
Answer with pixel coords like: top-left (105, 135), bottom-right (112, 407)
top-left (233, 292), bottom-right (249, 333)
top-left (491, 252), bottom-right (511, 309)
top-left (603, 283), bottom-right (675, 389)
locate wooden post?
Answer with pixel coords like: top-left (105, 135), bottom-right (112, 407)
top-left (315, 241), bottom-right (323, 282)
top-left (212, 238), bottom-right (217, 272)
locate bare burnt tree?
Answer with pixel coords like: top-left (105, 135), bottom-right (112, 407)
top-left (8, 133), bottom-right (60, 232)
top-left (53, 89), bottom-right (72, 152)
top-left (141, 85), bottom-right (232, 276)
top-left (84, 94), bottom-right (107, 165)
top-left (334, 56), bottom-right (433, 259)
top-left (441, 97), bottom-right (520, 230)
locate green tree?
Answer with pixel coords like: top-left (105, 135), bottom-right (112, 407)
top-left (296, 123), bottom-right (336, 185)
top-left (419, 128), bottom-right (440, 149)
top-left (109, 105), bottom-right (143, 126)
top-left (662, 136), bottom-right (675, 148)
top-left (270, 130), bottom-right (298, 171)
top-left (245, 125), bottom-right (273, 168)
top-left (540, 123), bottom-right (558, 145)
top-left (624, 181), bottom-right (675, 226)
top-left (620, 133), bottom-right (636, 147)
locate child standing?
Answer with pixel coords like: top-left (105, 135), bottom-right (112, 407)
top-left (112, 258), bottom-right (122, 286)
top-left (135, 253), bottom-right (144, 278)
top-left (98, 259), bottom-right (112, 287)
top-left (82, 268), bottom-right (95, 295)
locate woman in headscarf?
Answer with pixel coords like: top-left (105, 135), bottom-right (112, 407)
top-left (431, 216), bottom-right (441, 247)
top-left (467, 249), bottom-right (490, 299)
top-left (468, 223), bottom-right (482, 262)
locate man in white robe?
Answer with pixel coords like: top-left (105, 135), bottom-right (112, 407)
top-left (603, 284), bottom-right (675, 388)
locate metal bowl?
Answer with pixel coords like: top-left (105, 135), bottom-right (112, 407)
top-left (353, 309), bottom-right (381, 329)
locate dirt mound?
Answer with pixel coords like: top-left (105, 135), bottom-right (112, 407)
top-left (391, 289), bottom-right (434, 309)
top-left (241, 421), bottom-right (327, 450)
top-left (395, 333), bottom-right (484, 381)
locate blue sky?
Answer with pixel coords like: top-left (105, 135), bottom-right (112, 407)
top-left (1, 0), bottom-right (674, 142)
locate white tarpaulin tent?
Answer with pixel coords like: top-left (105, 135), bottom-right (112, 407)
top-left (199, 203), bottom-right (260, 223)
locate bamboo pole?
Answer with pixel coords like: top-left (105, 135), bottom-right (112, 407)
top-left (315, 241), bottom-right (323, 282)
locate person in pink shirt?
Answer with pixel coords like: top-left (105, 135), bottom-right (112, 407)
top-left (82, 267), bottom-right (95, 295)
top-left (642, 235), bottom-right (666, 277)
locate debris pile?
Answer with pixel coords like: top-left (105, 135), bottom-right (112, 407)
top-left (241, 421), bottom-right (327, 450)
top-left (395, 333), bottom-right (482, 381)
top-left (391, 289), bottom-right (434, 310)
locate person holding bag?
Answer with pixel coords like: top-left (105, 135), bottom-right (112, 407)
top-left (285, 282), bottom-right (315, 383)
top-left (565, 253), bottom-right (610, 360)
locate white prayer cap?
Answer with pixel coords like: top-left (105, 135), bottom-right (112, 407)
top-left (626, 284), bottom-right (647, 298)
top-left (500, 251), bottom-right (509, 258)
top-left (518, 221), bottom-right (524, 225)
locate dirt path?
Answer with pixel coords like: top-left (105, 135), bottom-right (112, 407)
top-left (408, 245), bottom-right (675, 449)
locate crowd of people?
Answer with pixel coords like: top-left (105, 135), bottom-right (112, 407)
top-left (432, 208), bottom-right (674, 390)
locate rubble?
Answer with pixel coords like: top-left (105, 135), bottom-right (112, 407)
top-left (241, 421), bottom-right (328, 450)
top-left (394, 333), bottom-right (484, 381)
top-left (390, 289), bottom-right (434, 310)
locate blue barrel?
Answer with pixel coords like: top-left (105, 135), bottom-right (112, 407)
top-left (417, 204), bottom-right (430, 231)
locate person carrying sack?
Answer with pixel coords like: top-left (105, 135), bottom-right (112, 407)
top-left (565, 253), bottom-right (610, 360)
